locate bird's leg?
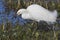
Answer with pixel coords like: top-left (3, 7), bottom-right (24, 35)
top-left (46, 22), bottom-right (52, 30)
top-left (45, 24), bottom-right (51, 30)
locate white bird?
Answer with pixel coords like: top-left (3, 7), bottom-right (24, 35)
top-left (17, 4), bottom-right (58, 37)
top-left (17, 4), bottom-right (58, 24)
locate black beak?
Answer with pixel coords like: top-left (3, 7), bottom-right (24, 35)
top-left (19, 14), bottom-right (22, 18)
top-left (17, 14), bottom-right (21, 16)
top-left (17, 14), bottom-right (22, 18)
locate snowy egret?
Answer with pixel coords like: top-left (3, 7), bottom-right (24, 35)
top-left (17, 4), bottom-right (58, 24)
top-left (17, 4), bottom-right (58, 38)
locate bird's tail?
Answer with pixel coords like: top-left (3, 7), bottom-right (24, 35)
top-left (52, 10), bottom-right (58, 17)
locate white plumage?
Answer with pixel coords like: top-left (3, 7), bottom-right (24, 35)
top-left (17, 4), bottom-right (58, 24)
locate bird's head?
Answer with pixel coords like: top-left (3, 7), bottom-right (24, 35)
top-left (17, 9), bottom-right (30, 19)
top-left (17, 9), bottom-right (27, 16)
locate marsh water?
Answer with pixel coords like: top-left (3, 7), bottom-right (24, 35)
top-left (0, 0), bottom-right (28, 26)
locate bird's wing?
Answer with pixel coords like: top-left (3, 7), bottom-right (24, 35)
top-left (26, 4), bottom-right (57, 22)
top-left (27, 4), bottom-right (51, 14)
